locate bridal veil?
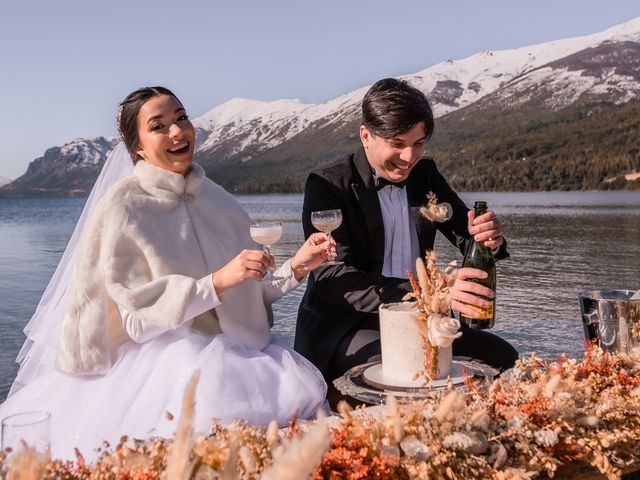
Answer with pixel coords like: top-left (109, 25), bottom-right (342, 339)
top-left (9, 143), bottom-right (134, 396)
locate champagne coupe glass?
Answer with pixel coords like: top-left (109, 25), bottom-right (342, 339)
top-left (311, 209), bottom-right (343, 266)
top-left (250, 222), bottom-right (284, 281)
top-left (1, 411), bottom-right (51, 464)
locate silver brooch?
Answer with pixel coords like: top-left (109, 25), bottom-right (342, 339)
top-left (177, 192), bottom-right (194, 203)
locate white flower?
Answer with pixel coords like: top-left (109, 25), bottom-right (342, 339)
top-left (534, 428), bottom-right (559, 448)
top-left (427, 313), bottom-right (462, 348)
top-left (400, 436), bottom-right (430, 460)
top-left (419, 200), bottom-right (452, 223)
top-left (442, 432), bottom-right (478, 451)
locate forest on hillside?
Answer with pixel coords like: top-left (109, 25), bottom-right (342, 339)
top-left (430, 97), bottom-right (640, 191)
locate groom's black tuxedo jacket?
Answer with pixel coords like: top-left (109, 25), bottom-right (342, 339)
top-left (294, 147), bottom-right (509, 377)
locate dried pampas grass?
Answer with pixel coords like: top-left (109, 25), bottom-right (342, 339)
top-left (5, 446), bottom-right (48, 480)
top-left (261, 416), bottom-right (331, 480)
top-left (163, 369), bottom-right (200, 480)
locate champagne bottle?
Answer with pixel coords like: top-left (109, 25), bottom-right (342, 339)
top-left (459, 201), bottom-right (496, 329)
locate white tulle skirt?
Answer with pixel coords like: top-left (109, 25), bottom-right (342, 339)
top-left (0, 328), bottom-right (327, 462)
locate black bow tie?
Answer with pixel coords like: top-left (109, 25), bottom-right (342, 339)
top-left (374, 176), bottom-right (407, 190)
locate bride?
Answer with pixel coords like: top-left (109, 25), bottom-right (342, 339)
top-left (0, 86), bottom-right (331, 461)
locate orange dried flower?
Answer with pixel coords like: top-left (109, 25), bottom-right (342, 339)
top-left (311, 420), bottom-right (408, 479)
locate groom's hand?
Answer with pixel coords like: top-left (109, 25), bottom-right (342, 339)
top-left (468, 210), bottom-right (504, 252)
top-left (212, 249), bottom-right (274, 294)
top-left (449, 267), bottom-right (495, 317)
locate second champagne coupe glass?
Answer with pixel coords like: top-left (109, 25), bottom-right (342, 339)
top-left (249, 222), bottom-right (284, 281)
top-left (1, 411), bottom-right (51, 463)
top-left (311, 209), bottom-right (343, 266)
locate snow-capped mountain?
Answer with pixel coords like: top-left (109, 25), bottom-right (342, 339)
top-left (26, 137), bottom-right (118, 173)
top-left (3, 16), bottom-right (639, 196)
top-left (193, 16), bottom-right (640, 166)
top-left (403, 16), bottom-right (640, 115)
top-left (191, 88), bottom-right (366, 163)
top-left (2, 137), bottom-right (118, 196)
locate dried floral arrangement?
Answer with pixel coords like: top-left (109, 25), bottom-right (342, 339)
top-left (401, 191), bottom-right (460, 381)
top-left (2, 344), bottom-right (640, 479)
top-left (406, 251), bottom-right (460, 381)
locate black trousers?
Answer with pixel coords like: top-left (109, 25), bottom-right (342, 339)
top-left (326, 324), bottom-right (519, 382)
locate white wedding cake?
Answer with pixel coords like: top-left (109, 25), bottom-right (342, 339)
top-left (379, 302), bottom-right (461, 383)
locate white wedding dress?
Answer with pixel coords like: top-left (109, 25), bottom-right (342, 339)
top-left (0, 148), bottom-right (326, 461)
top-left (1, 328), bottom-right (326, 461)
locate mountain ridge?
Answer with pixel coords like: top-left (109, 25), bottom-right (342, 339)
top-left (3, 16), bottom-right (640, 197)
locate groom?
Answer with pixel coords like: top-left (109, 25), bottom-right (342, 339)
top-left (294, 78), bottom-right (518, 382)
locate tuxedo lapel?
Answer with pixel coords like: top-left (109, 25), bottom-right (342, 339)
top-left (351, 149), bottom-right (385, 272)
top-left (406, 160), bottom-right (436, 256)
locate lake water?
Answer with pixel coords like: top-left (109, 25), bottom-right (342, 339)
top-left (1, 192), bottom-right (639, 402)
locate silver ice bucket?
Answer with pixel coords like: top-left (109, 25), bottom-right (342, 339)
top-left (578, 289), bottom-right (640, 354)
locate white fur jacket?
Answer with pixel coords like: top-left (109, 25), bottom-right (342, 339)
top-left (56, 161), bottom-right (300, 375)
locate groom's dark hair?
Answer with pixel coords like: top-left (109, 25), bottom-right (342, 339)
top-left (361, 78), bottom-right (434, 140)
top-left (118, 86), bottom-right (181, 163)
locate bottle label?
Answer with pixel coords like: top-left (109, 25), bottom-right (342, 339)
top-left (463, 302), bottom-right (494, 320)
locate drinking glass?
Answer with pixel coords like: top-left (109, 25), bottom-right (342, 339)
top-left (311, 209), bottom-right (343, 266)
top-left (1, 411), bottom-right (51, 460)
top-left (250, 222), bottom-right (284, 281)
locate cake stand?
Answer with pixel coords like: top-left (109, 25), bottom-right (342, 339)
top-left (333, 358), bottom-right (498, 405)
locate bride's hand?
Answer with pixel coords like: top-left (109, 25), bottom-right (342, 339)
top-left (212, 249), bottom-right (274, 294)
top-left (291, 233), bottom-right (335, 281)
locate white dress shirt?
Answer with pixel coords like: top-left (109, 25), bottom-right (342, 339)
top-left (374, 174), bottom-right (421, 279)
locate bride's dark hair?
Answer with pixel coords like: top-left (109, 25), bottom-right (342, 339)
top-left (117, 86), bottom-right (180, 163)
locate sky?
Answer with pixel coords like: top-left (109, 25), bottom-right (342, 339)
top-left (1, 1), bottom-right (639, 179)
